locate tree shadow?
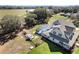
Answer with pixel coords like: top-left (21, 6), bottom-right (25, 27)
top-left (41, 37), bottom-right (72, 54)
top-left (0, 32), bottom-right (17, 46)
top-left (0, 28), bottom-right (23, 46)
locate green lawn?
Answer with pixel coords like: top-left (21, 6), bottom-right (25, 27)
top-left (28, 43), bottom-right (51, 54)
top-left (73, 48), bottom-right (79, 54)
top-left (48, 14), bottom-right (68, 25)
top-left (28, 38), bottom-right (70, 54)
top-left (52, 14), bottom-right (68, 20)
top-left (32, 35), bottom-right (43, 46)
top-left (30, 25), bottom-right (42, 34)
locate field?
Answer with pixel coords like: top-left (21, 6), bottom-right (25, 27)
top-left (0, 9), bottom-right (28, 19)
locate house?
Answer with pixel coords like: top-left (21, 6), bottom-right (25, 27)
top-left (70, 13), bottom-right (79, 19)
top-left (37, 20), bottom-right (79, 50)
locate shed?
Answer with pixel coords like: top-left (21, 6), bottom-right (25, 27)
top-left (25, 34), bottom-right (34, 40)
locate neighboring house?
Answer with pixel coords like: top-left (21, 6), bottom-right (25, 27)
top-left (37, 20), bottom-right (79, 50)
top-left (71, 13), bottom-right (79, 19)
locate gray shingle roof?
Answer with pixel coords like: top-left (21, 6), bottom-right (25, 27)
top-left (53, 19), bottom-right (76, 28)
top-left (49, 19), bottom-right (77, 43)
top-left (49, 32), bottom-right (69, 43)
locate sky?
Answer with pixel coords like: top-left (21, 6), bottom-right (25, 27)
top-left (0, 0), bottom-right (79, 6)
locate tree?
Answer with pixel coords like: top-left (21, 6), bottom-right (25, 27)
top-left (72, 12), bottom-right (79, 27)
top-left (0, 15), bottom-right (21, 34)
top-left (25, 14), bottom-right (37, 28)
top-left (33, 7), bottom-right (50, 24)
top-left (73, 20), bottom-right (79, 27)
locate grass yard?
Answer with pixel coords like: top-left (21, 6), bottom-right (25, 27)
top-left (28, 43), bottom-right (51, 54)
top-left (73, 48), bottom-right (79, 54)
top-left (48, 14), bottom-right (68, 25)
top-left (19, 35), bottom-right (44, 54)
top-left (28, 37), bottom-right (70, 54)
top-left (32, 35), bottom-right (44, 46)
top-left (30, 25), bottom-right (42, 34)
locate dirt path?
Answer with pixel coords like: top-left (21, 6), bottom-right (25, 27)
top-left (0, 30), bottom-right (33, 54)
